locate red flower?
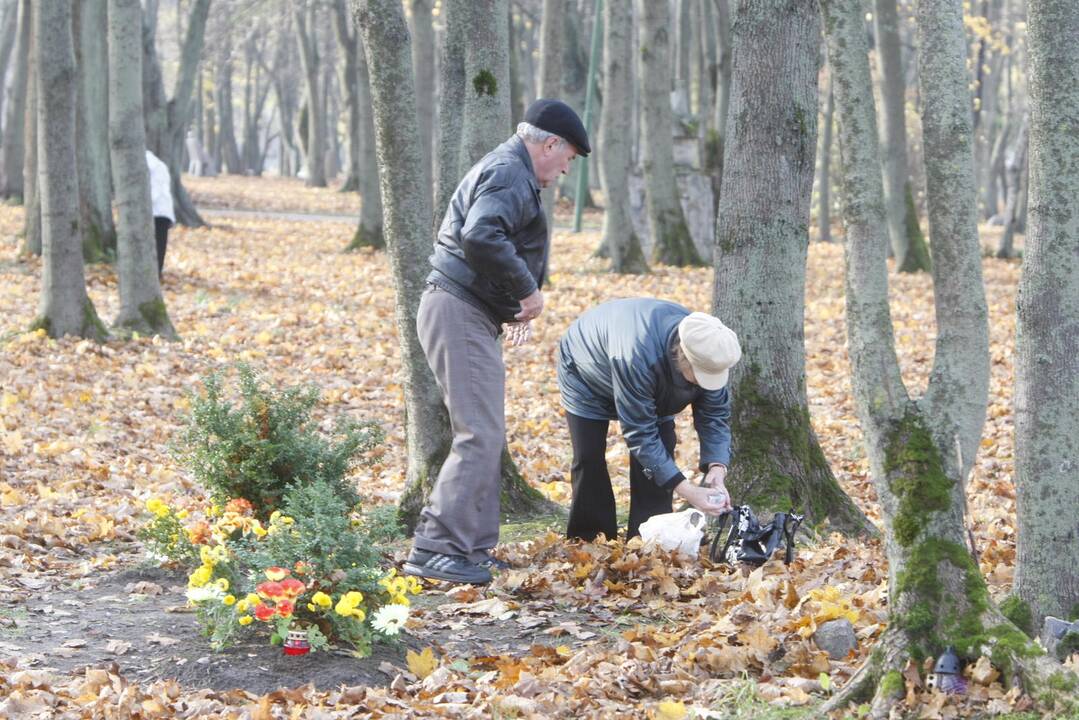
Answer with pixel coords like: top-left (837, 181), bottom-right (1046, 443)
top-left (256, 581), bottom-right (284, 599)
top-left (279, 577), bottom-right (306, 599)
top-left (254, 604), bottom-right (276, 622)
top-left (277, 600), bottom-right (295, 618)
top-left (264, 566), bottom-right (290, 581)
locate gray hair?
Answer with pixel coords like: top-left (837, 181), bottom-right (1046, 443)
top-left (516, 122), bottom-right (566, 147)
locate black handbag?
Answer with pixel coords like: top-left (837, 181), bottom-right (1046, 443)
top-left (707, 505), bottom-right (803, 566)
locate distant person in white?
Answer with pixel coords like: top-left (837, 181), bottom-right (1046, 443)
top-left (146, 150), bottom-right (175, 279)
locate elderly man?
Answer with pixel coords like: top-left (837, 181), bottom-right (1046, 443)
top-left (557, 298), bottom-right (741, 541)
top-left (403, 99), bottom-right (589, 585)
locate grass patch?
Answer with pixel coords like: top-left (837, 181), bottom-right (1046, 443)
top-left (499, 512), bottom-right (568, 545)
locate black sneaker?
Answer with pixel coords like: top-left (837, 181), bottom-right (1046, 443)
top-left (478, 550), bottom-right (510, 570)
top-left (403, 549), bottom-right (492, 585)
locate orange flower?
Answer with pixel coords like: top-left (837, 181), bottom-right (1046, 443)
top-left (254, 604), bottom-right (276, 622)
top-left (224, 498), bottom-right (254, 515)
top-left (293, 561), bottom-right (309, 575)
top-left (264, 567), bottom-right (290, 581)
top-left (256, 581), bottom-right (284, 599)
top-left (279, 577), bottom-right (306, 599)
top-left (186, 521), bottom-right (212, 545)
top-left (277, 600), bottom-right (295, 618)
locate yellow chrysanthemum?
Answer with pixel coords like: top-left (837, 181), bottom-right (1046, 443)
top-left (215, 577), bottom-right (229, 592)
top-left (188, 565), bottom-right (213, 588)
top-left (236, 599), bottom-right (249, 613)
top-left (245, 593), bottom-right (260, 606)
top-left (311, 591), bottom-right (333, 608)
top-left (238, 615), bottom-right (253, 626)
top-left (223, 594), bottom-right (236, 606)
top-left (176, 509), bottom-right (189, 519)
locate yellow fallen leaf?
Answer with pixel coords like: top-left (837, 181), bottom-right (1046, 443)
top-left (656, 700), bottom-right (687, 719)
top-left (406, 646), bottom-right (438, 679)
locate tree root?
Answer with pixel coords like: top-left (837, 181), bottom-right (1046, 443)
top-left (823, 628), bottom-right (908, 719)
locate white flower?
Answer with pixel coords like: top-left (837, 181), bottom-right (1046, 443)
top-left (186, 584), bottom-right (225, 604)
top-left (370, 604), bottom-right (409, 636)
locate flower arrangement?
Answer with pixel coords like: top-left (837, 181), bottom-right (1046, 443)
top-left (140, 366), bottom-right (411, 656)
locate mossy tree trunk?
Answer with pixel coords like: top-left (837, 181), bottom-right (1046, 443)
top-left (32, 0), bottom-right (106, 341)
top-left (458, 0), bottom-right (511, 171)
top-left (713, 0), bottom-right (870, 534)
top-left (1014, 0), bottom-right (1079, 632)
top-left (433, 0), bottom-right (466, 231)
top-left (74, 0), bottom-right (116, 263)
top-left (873, 0), bottom-right (930, 273)
top-left (821, 0), bottom-right (1070, 714)
top-left (599, 0), bottom-right (647, 275)
top-left (108, 0), bottom-right (176, 339)
top-left (636, 0), bottom-right (702, 267)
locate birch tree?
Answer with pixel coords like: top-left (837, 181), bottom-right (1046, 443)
top-left (636, 0), bottom-right (702, 267)
top-left (819, 0), bottom-right (1068, 712)
top-left (713, 0), bottom-right (870, 533)
top-left (30, 0), bottom-right (105, 341)
top-left (599, 0), bottom-right (647, 274)
top-left (1013, 0), bottom-right (1079, 632)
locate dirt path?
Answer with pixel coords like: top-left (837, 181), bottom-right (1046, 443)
top-left (1, 562), bottom-right (612, 696)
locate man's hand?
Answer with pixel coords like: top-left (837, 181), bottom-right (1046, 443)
top-left (703, 464), bottom-right (732, 512)
top-left (505, 321), bottom-right (532, 347)
top-left (674, 480), bottom-right (727, 516)
top-left (515, 289), bottom-right (544, 322)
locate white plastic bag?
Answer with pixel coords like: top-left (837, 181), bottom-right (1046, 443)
top-left (638, 509), bottom-right (707, 558)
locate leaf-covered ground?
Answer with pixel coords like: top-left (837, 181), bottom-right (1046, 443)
top-left (0, 176), bottom-right (1048, 718)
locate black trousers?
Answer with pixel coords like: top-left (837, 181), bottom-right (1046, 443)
top-left (154, 217), bottom-right (172, 277)
top-left (565, 412), bottom-right (677, 542)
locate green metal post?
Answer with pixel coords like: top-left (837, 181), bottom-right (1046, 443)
top-left (573, 0), bottom-right (603, 233)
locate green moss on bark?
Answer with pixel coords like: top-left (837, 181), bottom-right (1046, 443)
top-left (346, 223), bottom-right (385, 251)
top-left (139, 298), bottom-right (169, 329)
top-left (472, 69), bottom-right (497, 97)
top-left (83, 300), bottom-right (108, 341)
top-left (884, 410), bottom-right (952, 546)
top-left (879, 670), bottom-right (904, 697)
top-left (897, 184), bottom-right (931, 273)
top-left (1000, 595), bottom-right (1035, 637)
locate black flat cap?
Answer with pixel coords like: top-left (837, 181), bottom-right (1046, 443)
top-left (524, 98), bottom-right (591, 156)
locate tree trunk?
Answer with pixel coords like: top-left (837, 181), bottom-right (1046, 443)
top-left (410, 0), bottom-right (435, 193)
top-left (74, 0), bottom-right (116, 262)
top-left (697, 0), bottom-right (715, 140)
top-left (817, 68), bottom-right (834, 243)
top-left (143, 0), bottom-right (211, 227)
top-left (672, 0), bottom-right (691, 116)
top-left (537, 0), bottom-right (562, 231)
top-left (434, 0), bottom-right (466, 227)
top-left (637, 0), bottom-right (702, 267)
top-left (820, 0), bottom-right (1064, 713)
top-left (996, 113), bottom-right (1028, 259)
top-left (346, 31), bottom-right (384, 250)
top-left (0, 0), bottom-right (30, 199)
top-left (31, 0), bottom-right (105, 341)
top-left (332, 0), bottom-right (361, 192)
top-left (20, 0), bottom-right (38, 256)
top-left (352, 0), bottom-right (456, 533)
top-left (216, 39), bottom-right (243, 174)
top-left (710, 0), bottom-right (731, 196)
top-left (599, 0), bottom-right (647, 274)
top-left (459, 0), bottom-right (511, 170)
top-left (873, 0), bottom-right (931, 273)
top-left (507, 7), bottom-right (524, 126)
top-left (1014, 0), bottom-right (1079, 633)
top-left (294, 5), bottom-right (326, 187)
top-left (713, 0), bottom-right (870, 534)
top-left (0, 0), bottom-right (18, 125)
top-left (108, 0), bottom-right (175, 339)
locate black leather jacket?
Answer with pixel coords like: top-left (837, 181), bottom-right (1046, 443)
top-left (427, 135), bottom-right (548, 325)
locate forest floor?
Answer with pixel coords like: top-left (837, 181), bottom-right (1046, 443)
top-left (0, 175), bottom-right (1060, 718)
